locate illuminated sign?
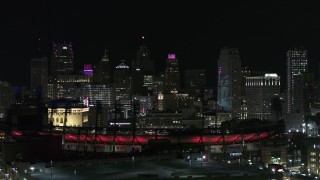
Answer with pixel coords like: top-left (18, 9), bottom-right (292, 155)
top-left (230, 152), bottom-right (242, 157)
top-left (265, 73), bottom-right (278, 77)
top-left (168, 54), bottom-right (176, 59)
top-left (83, 64), bottom-right (93, 75)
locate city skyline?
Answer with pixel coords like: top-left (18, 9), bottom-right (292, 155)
top-left (1, 1), bottom-right (320, 88)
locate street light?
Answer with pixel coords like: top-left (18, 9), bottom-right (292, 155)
top-left (201, 151), bottom-right (203, 166)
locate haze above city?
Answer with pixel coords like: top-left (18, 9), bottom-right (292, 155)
top-left (1, 1), bottom-right (320, 87)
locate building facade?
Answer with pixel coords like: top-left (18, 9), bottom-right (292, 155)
top-left (114, 60), bottom-right (132, 118)
top-left (287, 47), bottom-right (308, 113)
top-left (93, 50), bottom-right (112, 84)
top-left (245, 73), bottom-right (280, 120)
top-left (51, 42), bottom-right (74, 76)
top-left (164, 54), bottom-right (180, 92)
top-left (185, 69), bottom-right (206, 98)
top-left (0, 82), bottom-right (13, 121)
top-left (217, 47), bottom-right (242, 118)
top-left (30, 57), bottom-right (48, 98)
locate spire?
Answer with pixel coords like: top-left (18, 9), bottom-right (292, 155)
top-left (101, 49), bottom-right (109, 62)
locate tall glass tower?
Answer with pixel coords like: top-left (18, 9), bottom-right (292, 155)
top-left (287, 47), bottom-right (308, 113)
top-left (164, 54), bottom-right (180, 92)
top-left (217, 47), bottom-right (242, 118)
top-left (51, 42), bottom-right (74, 76)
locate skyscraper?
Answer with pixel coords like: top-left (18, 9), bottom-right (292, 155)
top-left (164, 54), bottom-right (180, 92)
top-left (287, 47), bottom-right (308, 113)
top-left (0, 81), bottom-right (13, 121)
top-left (185, 69), bottom-right (206, 98)
top-left (94, 50), bottom-right (112, 84)
top-left (114, 60), bottom-right (132, 117)
top-left (51, 42), bottom-right (74, 76)
top-left (30, 57), bottom-right (48, 98)
top-left (132, 36), bottom-right (154, 94)
top-left (246, 73), bottom-right (281, 120)
top-left (135, 36), bottom-right (154, 74)
top-left (217, 47), bottom-right (242, 118)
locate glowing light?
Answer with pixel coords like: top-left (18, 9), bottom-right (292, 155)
top-left (63, 47), bottom-right (67, 50)
top-left (168, 54), bottom-right (176, 59)
top-left (278, 168), bottom-right (284, 172)
top-left (142, 36), bottom-right (145, 39)
top-left (83, 64), bottom-right (93, 75)
top-left (265, 73), bottom-right (278, 77)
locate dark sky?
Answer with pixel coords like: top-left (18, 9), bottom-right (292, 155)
top-left (1, 1), bottom-right (320, 88)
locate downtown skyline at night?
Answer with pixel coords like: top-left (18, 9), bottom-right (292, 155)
top-left (1, 1), bottom-right (320, 87)
top-left (2, 1), bottom-right (320, 179)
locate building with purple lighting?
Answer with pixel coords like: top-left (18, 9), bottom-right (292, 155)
top-left (83, 64), bottom-right (93, 75)
top-left (51, 42), bottom-right (74, 76)
top-left (164, 54), bottom-right (180, 92)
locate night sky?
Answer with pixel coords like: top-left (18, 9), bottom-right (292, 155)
top-left (1, 1), bottom-right (320, 89)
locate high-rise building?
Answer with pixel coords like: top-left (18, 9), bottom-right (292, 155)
top-left (83, 64), bottom-right (93, 76)
top-left (114, 60), bottom-right (132, 118)
top-left (293, 73), bottom-right (316, 113)
top-left (246, 73), bottom-right (281, 120)
top-left (185, 69), bottom-right (206, 98)
top-left (132, 37), bottom-right (154, 94)
top-left (287, 47), bottom-right (308, 113)
top-left (94, 50), bottom-right (112, 84)
top-left (285, 73), bottom-right (316, 133)
top-left (217, 47), bottom-right (242, 118)
top-left (135, 36), bottom-right (154, 74)
top-left (240, 66), bottom-right (251, 119)
top-left (51, 42), bottom-right (74, 76)
top-left (48, 75), bottom-right (92, 100)
top-left (0, 81), bottom-right (13, 121)
top-left (30, 57), bottom-right (48, 98)
top-left (81, 84), bottom-right (113, 106)
top-left (164, 54), bottom-right (180, 92)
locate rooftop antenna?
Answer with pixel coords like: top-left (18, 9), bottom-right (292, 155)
top-left (38, 38), bottom-right (41, 57)
top-left (104, 49), bottom-right (108, 57)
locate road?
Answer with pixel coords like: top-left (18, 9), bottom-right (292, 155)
top-left (30, 158), bottom-right (266, 179)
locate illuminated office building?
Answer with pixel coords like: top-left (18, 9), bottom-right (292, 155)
top-left (246, 73), bottom-right (280, 120)
top-left (164, 54), bottom-right (180, 92)
top-left (81, 84), bottom-right (113, 106)
top-left (51, 42), bottom-right (74, 76)
top-left (30, 57), bottom-right (48, 98)
top-left (48, 75), bottom-right (92, 100)
top-left (0, 81), bottom-right (13, 121)
top-left (132, 37), bottom-right (155, 94)
top-left (114, 60), bottom-right (132, 118)
top-left (217, 47), bottom-right (242, 118)
top-left (287, 47), bottom-right (308, 113)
